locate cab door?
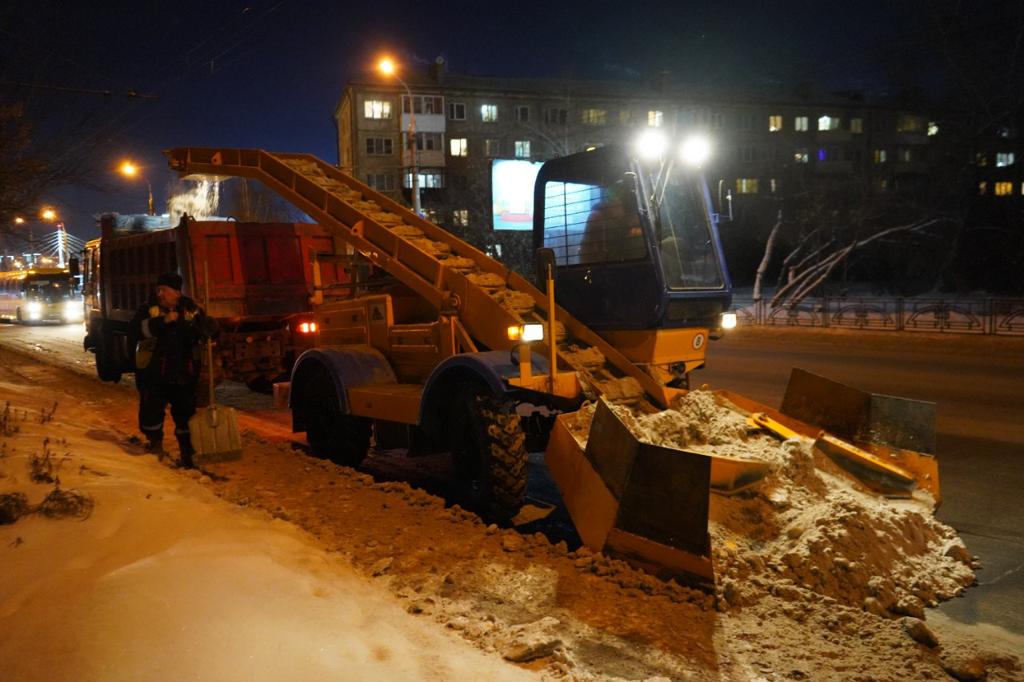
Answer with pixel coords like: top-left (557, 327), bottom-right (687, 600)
top-left (535, 149), bottom-right (662, 330)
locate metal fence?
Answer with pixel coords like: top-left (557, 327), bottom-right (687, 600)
top-left (732, 297), bottom-right (1024, 336)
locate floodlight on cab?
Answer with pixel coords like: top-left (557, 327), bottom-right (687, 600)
top-left (636, 129), bottom-right (668, 161)
top-left (721, 312), bottom-right (738, 330)
top-left (680, 135), bottom-right (711, 167)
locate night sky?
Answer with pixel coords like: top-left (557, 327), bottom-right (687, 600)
top-left (2, 0), bottom-right (923, 241)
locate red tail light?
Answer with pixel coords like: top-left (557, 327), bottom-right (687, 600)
top-left (297, 321), bottom-right (318, 334)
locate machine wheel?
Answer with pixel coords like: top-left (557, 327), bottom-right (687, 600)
top-left (453, 392), bottom-right (527, 521)
top-left (302, 373), bottom-right (371, 467)
top-left (94, 328), bottom-right (123, 383)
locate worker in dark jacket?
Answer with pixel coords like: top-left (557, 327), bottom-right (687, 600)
top-left (130, 272), bottom-right (218, 468)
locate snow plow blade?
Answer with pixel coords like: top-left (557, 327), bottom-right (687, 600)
top-left (546, 400), bottom-right (716, 589)
top-left (720, 368), bottom-right (941, 502)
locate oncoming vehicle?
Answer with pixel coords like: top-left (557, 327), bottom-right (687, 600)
top-left (0, 268), bottom-right (83, 324)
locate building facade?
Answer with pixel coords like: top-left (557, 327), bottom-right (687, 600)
top-left (334, 63), bottom-right (938, 244)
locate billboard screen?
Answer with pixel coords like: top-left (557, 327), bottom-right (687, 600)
top-left (491, 159), bottom-right (543, 231)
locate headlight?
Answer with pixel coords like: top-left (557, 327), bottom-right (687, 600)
top-left (635, 129), bottom-right (668, 161)
top-left (507, 323), bottom-right (544, 342)
top-left (27, 302), bottom-right (42, 314)
top-left (680, 135), bottom-right (711, 167)
top-left (721, 312), bottom-right (737, 330)
top-left (64, 301), bottom-right (82, 320)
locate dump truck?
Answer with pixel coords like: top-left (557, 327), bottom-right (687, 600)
top-left (164, 145), bottom-right (939, 588)
top-left (82, 213), bottom-right (351, 387)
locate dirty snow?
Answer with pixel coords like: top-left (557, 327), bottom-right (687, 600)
top-left (0, 343), bottom-right (1021, 681)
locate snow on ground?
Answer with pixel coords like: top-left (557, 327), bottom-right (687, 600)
top-left (0, 374), bottom-right (535, 681)
top-left (0, 337), bottom-right (1022, 681)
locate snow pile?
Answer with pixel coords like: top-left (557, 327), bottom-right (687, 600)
top-left (570, 391), bottom-right (976, 616)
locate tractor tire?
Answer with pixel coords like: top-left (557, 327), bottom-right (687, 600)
top-left (302, 373), bottom-right (371, 467)
top-left (94, 328), bottom-right (123, 383)
top-left (454, 393), bottom-right (527, 522)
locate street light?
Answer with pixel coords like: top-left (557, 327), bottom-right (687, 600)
top-left (377, 57), bottom-right (421, 215)
top-left (119, 160), bottom-right (155, 215)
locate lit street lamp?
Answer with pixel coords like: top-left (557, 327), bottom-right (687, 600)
top-left (378, 57), bottom-right (421, 216)
top-left (118, 160), bottom-right (155, 215)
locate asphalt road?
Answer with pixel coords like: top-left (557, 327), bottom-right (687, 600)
top-left (2, 320), bottom-right (1022, 637)
top-left (700, 325), bottom-right (1024, 637)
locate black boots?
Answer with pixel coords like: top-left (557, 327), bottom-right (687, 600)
top-left (176, 433), bottom-right (195, 469)
top-left (144, 436), bottom-right (167, 459)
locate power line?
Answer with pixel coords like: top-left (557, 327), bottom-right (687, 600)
top-left (0, 81), bottom-right (158, 99)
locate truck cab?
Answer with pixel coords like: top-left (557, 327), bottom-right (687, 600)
top-left (533, 144), bottom-right (733, 383)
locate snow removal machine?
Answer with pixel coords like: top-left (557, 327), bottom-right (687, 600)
top-left (165, 140), bottom-right (940, 589)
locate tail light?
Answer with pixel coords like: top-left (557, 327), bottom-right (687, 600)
top-left (297, 321), bottom-right (318, 334)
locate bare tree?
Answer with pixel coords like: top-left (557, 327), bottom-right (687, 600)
top-left (0, 101), bottom-right (92, 238)
top-left (750, 174), bottom-right (957, 309)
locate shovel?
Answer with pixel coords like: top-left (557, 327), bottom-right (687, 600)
top-left (189, 262), bottom-right (242, 465)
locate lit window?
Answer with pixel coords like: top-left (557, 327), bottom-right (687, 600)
top-left (364, 99), bottom-right (392, 119)
top-left (448, 102), bottom-right (466, 120)
top-left (453, 209), bottom-right (469, 227)
top-left (897, 116), bottom-right (925, 133)
top-left (927, 122), bottom-right (939, 136)
top-left (898, 148), bottom-right (912, 163)
top-left (998, 126), bottom-right (1015, 138)
top-left (365, 137), bottom-right (393, 155)
top-left (794, 149), bottom-right (809, 163)
top-left (422, 208), bottom-right (440, 222)
top-left (485, 139), bottom-right (501, 157)
top-left (481, 104), bottom-right (498, 122)
top-left (873, 149), bottom-right (887, 164)
top-left (978, 181), bottom-right (987, 195)
top-left (648, 110), bottom-right (663, 127)
top-left (449, 138), bottom-right (468, 157)
top-left (795, 116), bottom-right (809, 132)
top-left (769, 115), bottom-right (783, 132)
top-left (516, 105), bottom-right (530, 122)
top-left (995, 181), bottom-right (1013, 196)
top-left (404, 169), bottom-right (445, 189)
top-left (850, 118), bottom-right (863, 134)
top-left (736, 178), bottom-right (759, 194)
top-left (581, 108), bottom-right (607, 125)
top-left (514, 140), bottom-right (531, 158)
top-left (770, 178), bottom-right (779, 193)
top-left (818, 115), bottom-right (841, 131)
top-left (996, 152), bottom-right (1015, 167)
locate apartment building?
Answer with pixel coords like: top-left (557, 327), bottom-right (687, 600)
top-left (334, 61), bottom-right (936, 233)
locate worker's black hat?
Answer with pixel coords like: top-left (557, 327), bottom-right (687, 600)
top-left (156, 272), bottom-right (183, 291)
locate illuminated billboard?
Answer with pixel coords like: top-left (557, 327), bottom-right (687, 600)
top-left (491, 159), bottom-right (543, 231)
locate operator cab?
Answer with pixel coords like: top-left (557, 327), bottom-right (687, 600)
top-left (533, 144), bottom-right (732, 332)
